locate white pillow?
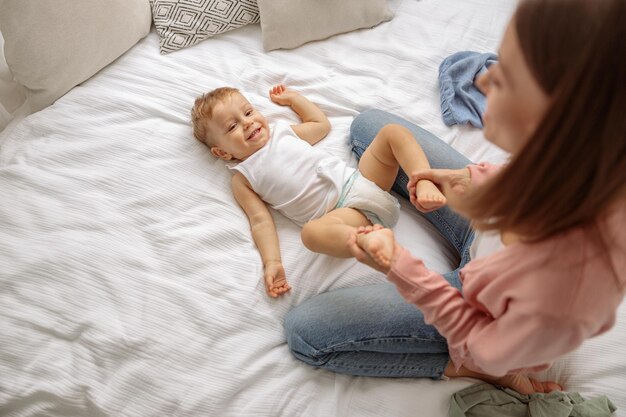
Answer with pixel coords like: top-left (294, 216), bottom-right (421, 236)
top-left (0, 0), bottom-right (151, 113)
top-left (150, 0), bottom-right (260, 54)
top-left (257, 0), bottom-right (394, 51)
top-left (532, 300), bottom-right (626, 414)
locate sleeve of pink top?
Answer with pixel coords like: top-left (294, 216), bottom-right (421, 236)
top-left (467, 162), bottom-right (505, 186)
top-left (387, 246), bottom-right (588, 377)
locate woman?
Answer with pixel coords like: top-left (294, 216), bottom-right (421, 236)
top-left (284, 0), bottom-right (626, 394)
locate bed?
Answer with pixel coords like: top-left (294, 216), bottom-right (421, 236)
top-left (1, 0), bottom-right (624, 416)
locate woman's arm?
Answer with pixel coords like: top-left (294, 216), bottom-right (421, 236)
top-left (387, 246), bottom-right (587, 376)
top-left (231, 172), bottom-right (290, 297)
top-left (269, 84), bottom-right (331, 145)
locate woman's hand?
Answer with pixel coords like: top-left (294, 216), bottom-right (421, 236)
top-left (347, 225), bottom-right (397, 274)
top-left (409, 168), bottom-right (471, 204)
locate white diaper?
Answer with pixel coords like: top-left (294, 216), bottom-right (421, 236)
top-left (335, 171), bottom-right (401, 228)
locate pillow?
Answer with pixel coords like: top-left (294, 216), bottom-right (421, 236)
top-left (0, 30), bottom-right (26, 132)
top-left (0, 0), bottom-right (151, 113)
top-left (150, 0), bottom-right (260, 54)
top-left (257, 0), bottom-right (394, 51)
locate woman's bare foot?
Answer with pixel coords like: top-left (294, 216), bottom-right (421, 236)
top-left (497, 373), bottom-right (562, 395)
top-left (444, 362), bottom-right (562, 395)
top-left (355, 226), bottom-right (395, 267)
top-left (414, 179), bottom-right (447, 211)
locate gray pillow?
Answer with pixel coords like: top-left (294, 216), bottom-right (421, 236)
top-left (258, 0), bottom-right (394, 51)
top-left (150, 0), bottom-right (260, 54)
top-left (0, 30), bottom-right (26, 131)
top-left (0, 0), bottom-right (152, 113)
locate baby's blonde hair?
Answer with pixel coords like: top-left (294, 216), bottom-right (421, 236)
top-left (191, 86), bottom-right (240, 146)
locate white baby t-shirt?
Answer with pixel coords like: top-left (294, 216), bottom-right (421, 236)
top-left (229, 121), bottom-right (355, 226)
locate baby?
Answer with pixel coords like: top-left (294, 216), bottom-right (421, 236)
top-left (191, 84), bottom-right (446, 297)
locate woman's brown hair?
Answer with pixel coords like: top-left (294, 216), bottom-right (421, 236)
top-left (453, 0), bottom-right (626, 240)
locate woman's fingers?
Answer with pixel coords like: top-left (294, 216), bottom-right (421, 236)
top-left (347, 232), bottom-right (368, 261)
top-left (411, 169), bottom-right (443, 184)
top-left (347, 232), bottom-right (390, 273)
top-left (411, 168), bottom-right (471, 197)
top-left (347, 233), bottom-right (375, 266)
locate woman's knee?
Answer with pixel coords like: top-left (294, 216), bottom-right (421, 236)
top-left (284, 302), bottom-right (326, 365)
top-left (350, 109), bottom-right (395, 151)
top-left (377, 123), bottom-right (412, 143)
top-left (284, 288), bottom-right (362, 365)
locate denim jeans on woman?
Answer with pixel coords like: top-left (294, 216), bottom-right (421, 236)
top-left (284, 109), bottom-right (475, 378)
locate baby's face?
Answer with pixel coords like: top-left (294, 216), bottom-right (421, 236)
top-left (206, 93), bottom-right (270, 161)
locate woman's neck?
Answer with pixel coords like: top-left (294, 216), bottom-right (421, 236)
top-left (501, 230), bottom-right (522, 246)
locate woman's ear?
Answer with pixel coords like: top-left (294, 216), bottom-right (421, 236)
top-left (210, 146), bottom-right (232, 160)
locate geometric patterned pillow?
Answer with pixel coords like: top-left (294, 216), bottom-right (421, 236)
top-left (149, 0), bottom-right (260, 54)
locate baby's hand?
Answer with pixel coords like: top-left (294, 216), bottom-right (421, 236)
top-left (264, 260), bottom-right (291, 298)
top-left (269, 84), bottom-right (300, 106)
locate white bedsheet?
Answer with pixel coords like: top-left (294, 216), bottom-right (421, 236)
top-left (7, 0), bottom-right (611, 416)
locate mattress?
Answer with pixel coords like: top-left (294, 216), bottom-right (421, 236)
top-left (2, 0), bottom-right (624, 416)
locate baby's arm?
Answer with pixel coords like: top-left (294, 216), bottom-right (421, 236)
top-left (231, 172), bottom-right (291, 298)
top-left (269, 84), bottom-right (330, 145)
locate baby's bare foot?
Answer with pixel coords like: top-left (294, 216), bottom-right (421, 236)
top-left (356, 227), bottom-right (395, 267)
top-left (414, 180), bottom-right (447, 211)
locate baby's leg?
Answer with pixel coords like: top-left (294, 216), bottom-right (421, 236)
top-left (301, 208), bottom-right (371, 257)
top-left (358, 124), bottom-right (446, 211)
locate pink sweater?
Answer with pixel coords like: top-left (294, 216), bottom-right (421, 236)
top-left (387, 163), bottom-right (626, 377)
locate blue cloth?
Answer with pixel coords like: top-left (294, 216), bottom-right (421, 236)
top-left (439, 51), bottom-right (497, 128)
top-left (283, 109), bottom-right (475, 379)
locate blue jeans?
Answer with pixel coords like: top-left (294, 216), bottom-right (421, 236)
top-left (284, 109), bottom-right (475, 378)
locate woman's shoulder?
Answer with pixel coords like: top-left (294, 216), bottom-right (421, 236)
top-left (514, 197), bottom-right (625, 274)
